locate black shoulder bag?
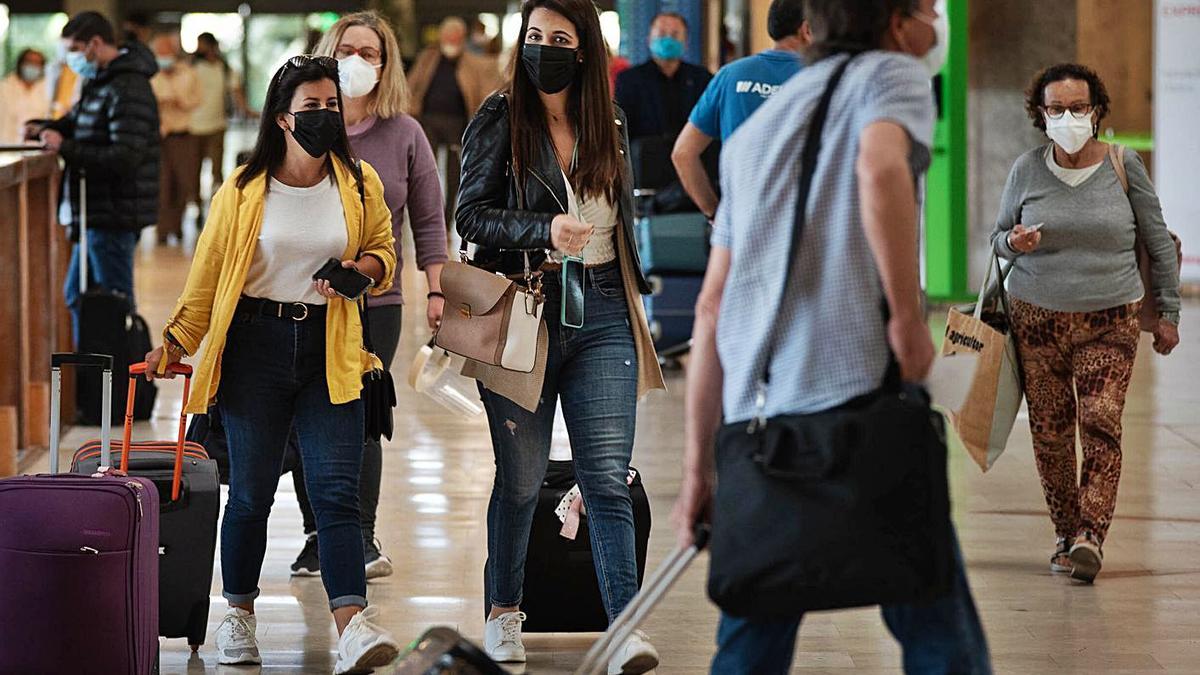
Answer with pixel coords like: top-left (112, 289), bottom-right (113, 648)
top-left (355, 164), bottom-right (397, 442)
top-left (705, 55), bottom-right (955, 619)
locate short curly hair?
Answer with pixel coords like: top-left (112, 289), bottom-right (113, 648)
top-left (1024, 63), bottom-right (1111, 134)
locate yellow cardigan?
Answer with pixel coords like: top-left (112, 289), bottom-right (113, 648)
top-left (163, 158), bottom-right (396, 414)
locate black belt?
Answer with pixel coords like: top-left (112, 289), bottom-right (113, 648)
top-left (237, 297), bottom-right (326, 322)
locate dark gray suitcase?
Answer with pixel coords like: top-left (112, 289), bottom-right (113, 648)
top-left (635, 212), bottom-right (710, 275)
top-left (71, 362), bottom-right (219, 650)
top-left (643, 274), bottom-right (703, 353)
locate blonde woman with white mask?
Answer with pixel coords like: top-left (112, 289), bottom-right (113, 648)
top-left (991, 63), bottom-right (1180, 583)
top-left (282, 12), bottom-right (448, 581)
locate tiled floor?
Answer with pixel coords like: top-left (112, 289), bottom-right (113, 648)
top-left (34, 233), bottom-right (1200, 674)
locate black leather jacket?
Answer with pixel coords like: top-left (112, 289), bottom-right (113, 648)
top-left (47, 41), bottom-right (161, 232)
top-left (455, 92), bottom-right (651, 295)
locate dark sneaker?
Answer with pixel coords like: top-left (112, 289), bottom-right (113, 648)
top-left (364, 538), bottom-right (394, 580)
top-left (290, 534), bottom-right (320, 577)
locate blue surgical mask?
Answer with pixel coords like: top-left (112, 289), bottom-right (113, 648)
top-left (66, 50), bottom-right (97, 79)
top-left (156, 56), bottom-right (175, 71)
top-left (649, 36), bottom-right (685, 61)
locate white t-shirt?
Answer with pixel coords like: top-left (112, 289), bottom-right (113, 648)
top-left (1044, 144), bottom-right (1103, 187)
top-left (243, 177), bottom-right (349, 305)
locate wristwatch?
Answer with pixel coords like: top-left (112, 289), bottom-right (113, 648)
top-left (1160, 311), bottom-right (1180, 326)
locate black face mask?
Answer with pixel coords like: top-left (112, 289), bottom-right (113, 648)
top-left (521, 44), bottom-right (579, 95)
top-left (287, 108), bottom-right (343, 158)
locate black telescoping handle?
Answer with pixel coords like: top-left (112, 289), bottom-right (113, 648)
top-left (52, 353), bottom-right (114, 370)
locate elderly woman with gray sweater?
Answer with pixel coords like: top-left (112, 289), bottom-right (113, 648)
top-left (992, 63), bottom-right (1180, 584)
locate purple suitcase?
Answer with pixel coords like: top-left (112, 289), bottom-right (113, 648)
top-left (0, 354), bottom-right (160, 675)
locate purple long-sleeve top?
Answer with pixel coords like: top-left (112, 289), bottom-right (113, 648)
top-left (347, 113), bottom-right (448, 306)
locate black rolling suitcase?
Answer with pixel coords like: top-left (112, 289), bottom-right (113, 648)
top-left (483, 460), bottom-right (651, 632)
top-left (71, 362), bottom-right (220, 651)
top-left (400, 526), bottom-right (711, 675)
top-left (74, 173), bottom-right (157, 425)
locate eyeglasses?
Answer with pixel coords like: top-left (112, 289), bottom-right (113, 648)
top-left (335, 45), bottom-right (383, 63)
top-left (1042, 103), bottom-right (1093, 120)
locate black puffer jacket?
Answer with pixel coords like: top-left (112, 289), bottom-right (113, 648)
top-left (48, 41), bottom-right (160, 232)
top-left (455, 92), bottom-right (651, 294)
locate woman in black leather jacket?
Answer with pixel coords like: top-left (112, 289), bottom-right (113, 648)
top-left (455, 0), bottom-right (664, 671)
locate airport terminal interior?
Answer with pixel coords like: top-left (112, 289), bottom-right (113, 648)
top-left (3, 0), bottom-right (1200, 673)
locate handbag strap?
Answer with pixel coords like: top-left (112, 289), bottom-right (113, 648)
top-left (973, 252), bottom-right (1014, 322)
top-left (756, 53), bottom-right (860, 395)
top-left (1108, 143), bottom-right (1129, 194)
top-left (354, 160), bottom-right (378, 357)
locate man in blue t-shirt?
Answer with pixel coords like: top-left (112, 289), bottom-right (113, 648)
top-left (671, 0), bottom-right (809, 220)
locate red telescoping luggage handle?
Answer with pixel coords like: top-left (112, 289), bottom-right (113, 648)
top-left (125, 362), bottom-right (193, 501)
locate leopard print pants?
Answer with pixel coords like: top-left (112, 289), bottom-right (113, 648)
top-left (1010, 298), bottom-right (1140, 546)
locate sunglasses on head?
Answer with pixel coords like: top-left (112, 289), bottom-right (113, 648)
top-left (269, 54), bottom-right (342, 92)
top-left (285, 54), bottom-right (339, 72)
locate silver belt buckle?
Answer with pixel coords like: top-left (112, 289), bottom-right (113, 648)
top-left (292, 303), bottom-right (309, 321)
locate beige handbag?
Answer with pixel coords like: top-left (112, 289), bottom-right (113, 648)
top-left (433, 255), bottom-right (544, 373)
top-left (1108, 144), bottom-right (1183, 332)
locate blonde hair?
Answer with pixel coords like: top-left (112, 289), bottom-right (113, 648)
top-left (316, 12), bottom-right (409, 119)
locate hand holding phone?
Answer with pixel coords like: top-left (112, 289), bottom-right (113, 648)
top-left (1008, 223), bottom-right (1043, 254)
top-left (313, 258), bottom-right (373, 301)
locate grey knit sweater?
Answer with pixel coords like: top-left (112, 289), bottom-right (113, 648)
top-left (991, 143), bottom-right (1180, 314)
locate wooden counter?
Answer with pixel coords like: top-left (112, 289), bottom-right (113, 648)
top-left (0, 151), bottom-right (71, 477)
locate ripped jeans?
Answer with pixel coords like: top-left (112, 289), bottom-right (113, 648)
top-left (480, 262), bottom-right (641, 622)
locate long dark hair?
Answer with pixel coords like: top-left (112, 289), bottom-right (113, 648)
top-left (507, 0), bottom-right (623, 204)
top-left (236, 57), bottom-right (360, 191)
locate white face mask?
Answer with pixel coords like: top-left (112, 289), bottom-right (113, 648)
top-left (338, 54), bottom-right (381, 99)
top-left (920, 1), bottom-right (949, 77)
top-left (1044, 112), bottom-right (1094, 154)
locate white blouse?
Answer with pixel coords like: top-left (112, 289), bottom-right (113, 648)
top-left (242, 177), bottom-right (349, 304)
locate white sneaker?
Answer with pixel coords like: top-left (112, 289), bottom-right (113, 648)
top-left (608, 630), bottom-right (659, 675)
top-left (215, 607), bottom-right (261, 665)
top-left (484, 611), bottom-right (527, 663)
top-left (333, 606), bottom-right (401, 674)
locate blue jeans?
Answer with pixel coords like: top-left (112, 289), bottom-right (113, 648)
top-left (63, 229), bottom-right (139, 346)
top-left (481, 263), bottom-right (640, 621)
top-left (711, 531), bottom-right (993, 675)
top-left (217, 301), bottom-right (367, 611)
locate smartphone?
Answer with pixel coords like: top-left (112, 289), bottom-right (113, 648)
top-left (561, 255), bottom-right (585, 329)
top-left (312, 258), bottom-right (373, 300)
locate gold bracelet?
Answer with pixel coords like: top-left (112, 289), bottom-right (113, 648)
top-left (165, 340), bottom-right (187, 358)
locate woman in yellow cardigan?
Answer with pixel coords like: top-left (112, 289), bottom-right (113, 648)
top-left (144, 56), bottom-right (399, 674)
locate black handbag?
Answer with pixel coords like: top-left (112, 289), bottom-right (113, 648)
top-left (353, 162), bottom-right (397, 442)
top-left (705, 54), bottom-right (955, 619)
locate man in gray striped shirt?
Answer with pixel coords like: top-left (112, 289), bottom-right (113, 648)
top-left (672, 1), bottom-right (992, 673)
